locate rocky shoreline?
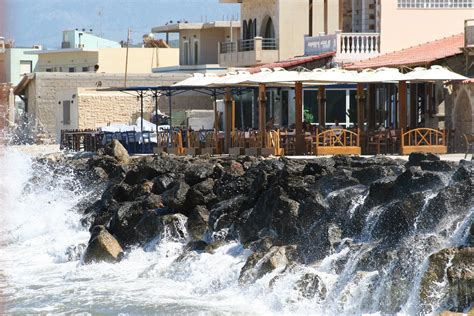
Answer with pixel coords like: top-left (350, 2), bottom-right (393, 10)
top-left (39, 141), bottom-right (473, 314)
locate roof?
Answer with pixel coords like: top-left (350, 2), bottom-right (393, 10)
top-left (463, 78), bottom-right (474, 84)
top-left (346, 33), bottom-right (464, 70)
top-left (152, 21), bottom-right (241, 33)
top-left (248, 52), bottom-right (336, 73)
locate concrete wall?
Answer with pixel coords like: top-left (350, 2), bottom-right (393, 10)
top-left (380, 0), bottom-right (473, 54)
top-left (4, 48), bottom-right (39, 85)
top-left (34, 48), bottom-right (179, 74)
top-left (35, 51), bottom-right (99, 73)
top-left (98, 48), bottom-right (179, 73)
top-left (20, 73), bottom-right (213, 140)
top-left (0, 83), bottom-right (11, 130)
top-left (63, 30), bottom-right (121, 49)
top-left (279, 0), bottom-right (309, 60)
top-left (313, 0), bottom-right (341, 35)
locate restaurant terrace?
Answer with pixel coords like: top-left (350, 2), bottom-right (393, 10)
top-left (61, 66), bottom-right (470, 157)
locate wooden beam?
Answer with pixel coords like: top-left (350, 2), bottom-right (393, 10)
top-left (409, 83), bottom-right (417, 129)
top-left (232, 98), bottom-right (236, 134)
top-left (387, 83), bottom-right (392, 127)
top-left (224, 88), bottom-right (232, 153)
top-left (399, 81), bottom-right (408, 131)
top-left (295, 81), bottom-right (305, 154)
top-left (318, 86), bottom-right (326, 127)
top-left (258, 84), bottom-right (267, 147)
top-left (368, 84), bottom-right (376, 130)
top-left (357, 83), bottom-right (365, 131)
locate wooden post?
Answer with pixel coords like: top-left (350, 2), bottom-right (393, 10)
top-left (295, 81), bottom-right (305, 155)
top-left (213, 90), bottom-right (218, 130)
top-left (409, 83), bottom-right (417, 129)
top-left (258, 84), bottom-right (267, 147)
top-left (224, 88), bottom-right (232, 153)
top-left (318, 86), bottom-right (326, 127)
top-left (399, 81), bottom-right (408, 132)
top-left (368, 84), bottom-right (376, 130)
top-left (232, 98), bottom-right (236, 134)
top-left (387, 83), bottom-right (392, 127)
top-left (357, 83), bottom-right (365, 131)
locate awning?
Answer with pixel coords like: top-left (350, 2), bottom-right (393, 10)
top-left (172, 73), bottom-right (218, 87)
top-left (357, 67), bottom-right (409, 83)
top-left (403, 66), bottom-right (468, 82)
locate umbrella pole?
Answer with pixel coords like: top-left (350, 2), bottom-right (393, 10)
top-left (168, 91), bottom-right (172, 148)
top-left (224, 88), bottom-right (232, 154)
top-left (213, 90), bottom-right (218, 130)
top-left (295, 81), bottom-right (305, 155)
top-left (399, 81), bottom-right (407, 132)
top-left (356, 83), bottom-right (365, 132)
top-left (140, 91), bottom-right (144, 133)
top-left (318, 86), bottom-right (326, 128)
top-left (155, 91), bottom-right (158, 136)
top-left (258, 84), bottom-right (267, 148)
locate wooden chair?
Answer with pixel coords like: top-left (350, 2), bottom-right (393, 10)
top-left (366, 130), bottom-right (388, 155)
top-left (229, 130), bottom-right (246, 157)
top-left (261, 129), bottom-right (283, 156)
top-left (245, 130), bottom-right (263, 156)
top-left (400, 128), bottom-right (447, 155)
top-left (184, 131), bottom-right (201, 156)
top-left (201, 131), bottom-right (220, 156)
top-left (280, 129), bottom-right (296, 156)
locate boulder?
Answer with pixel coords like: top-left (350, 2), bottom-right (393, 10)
top-left (239, 245), bottom-right (297, 284)
top-left (83, 226), bottom-right (124, 264)
top-left (352, 165), bottom-right (394, 185)
top-left (162, 181), bottom-right (190, 213)
top-left (185, 240), bottom-right (208, 252)
top-left (65, 243), bottom-right (87, 261)
top-left (295, 273), bottom-right (327, 300)
top-left (124, 165), bottom-right (160, 186)
top-left (419, 160), bottom-right (455, 172)
top-left (187, 205), bottom-right (209, 240)
top-left (185, 163), bottom-right (214, 186)
top-left (152, 174), bottom-right (176, 194)
top-left (419, 247), bottom-right (474, 314)
top-left (208, 194), bottom-right (250, 232)
top-left (108, 201), bottom-right (148, 245)
top-left (187, 178), bottom-right (217, 208)
top-left (104, 139), bottom-right (130, 164)
top-left (135, 211), bottom-right (188, 243)
top-left (407, 152), bottom-right (440, 167)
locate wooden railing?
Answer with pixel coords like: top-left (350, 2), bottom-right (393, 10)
top-left (313, 128), bottom-right (361, 155)
top-left (61, 129), bottom-right (100, 152)
top-left (401, 128), bottom-right (447, 155)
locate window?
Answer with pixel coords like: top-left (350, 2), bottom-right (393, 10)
top-left (183, 41), bottom-right (190, 65)
top-left (63, 100), bottom-right (71, 125)
top-left (46, 68), bottom-right (52, 72)
top-left (68, 67), bottom-right (75, 73)
top-left (19, 60), bottom-right (32, 75)
top-left (82, 66), bottom-right (89, 72)
top-left (397, 0), bottom-right (473, 8)
top-left (193, 41), bottom-right (199, 65)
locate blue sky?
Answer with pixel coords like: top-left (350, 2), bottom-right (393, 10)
top-left (7, 0), bottom-right (240, 48)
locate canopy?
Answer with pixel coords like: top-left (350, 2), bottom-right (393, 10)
top-left (172, 73), bottom-right (218, 87)
top-left (404, 66), bottom-right (468, 82)
top-left (306, 68), bottom-right (360, 84)
top-left (357, 67), bottom-right (408, 83)
top-left (209, 71), bottom-right (253, 86)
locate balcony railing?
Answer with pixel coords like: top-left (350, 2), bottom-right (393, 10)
top-left (305, 32), bottom-right (381, 62)
top-left (219, 37), bottom-right (279, 67)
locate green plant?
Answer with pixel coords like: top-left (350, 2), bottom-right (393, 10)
top-left (304, 107), bottom-right (314, 123)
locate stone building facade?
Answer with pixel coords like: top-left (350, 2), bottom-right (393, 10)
top-left (445, 82), bottom-right (474, 152)
top-left (14, 72), bottom-right (214, 142)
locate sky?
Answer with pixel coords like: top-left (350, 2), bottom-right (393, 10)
top-left (4, 0), bottom-right (240, 48)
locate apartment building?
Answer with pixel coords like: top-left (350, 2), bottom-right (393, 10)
top-left (151, 21), bottom-right (240, 73)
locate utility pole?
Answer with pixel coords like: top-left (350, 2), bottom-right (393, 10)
top-left (124, 28), bottom-right (131, 87)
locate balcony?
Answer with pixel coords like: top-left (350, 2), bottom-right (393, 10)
top-left (305, 32), bottom-right (381, 62)
top-left (219, 37), bottom-right (279, 67)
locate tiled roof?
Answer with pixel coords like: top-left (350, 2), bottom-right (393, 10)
top-left (248, 52), bottom-right (336, 73)
top-left (346, 33), bottom-right (464, 70)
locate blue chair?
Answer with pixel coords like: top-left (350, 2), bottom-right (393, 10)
top-left (127, 131), bottom-right (139, 154)
top-left (141, 131), bottom-right (153, 153)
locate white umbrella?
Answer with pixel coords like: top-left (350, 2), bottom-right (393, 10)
top-left (404, 65), bottom-right (468, 82)
top-left (357, 67), bottom-right (408, 83)
top-left (306, 68), bottom-right (360, 84)
top-left (209, 71), bottom-right (253, 86)
top-left (172, 73), bottom-right (219, 87)
top-left (258, 68), bottom-right (309, 84)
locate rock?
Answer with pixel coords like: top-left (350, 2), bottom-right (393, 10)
top-left (162, 181), bottom-right (190, 213)
top-left (152, 174), bottom-right (176, 194)
top-left (185, 240), bottom-right (208, 251)
top-left (393, 167), bottom-right (445, 196)
top-left (295, 273), bottom-right (327, 300)
top-left (208, 194), bottom-right (250, 232)
top-left (407, 152), bottom-right (440, 167)
top-left (108, 201), bottom-right (149, 245)
top-left (187, 205), bottom-right (209, 240)
top-left (65, 243), bottom-right (87, 261)
top-left (238, 185), bottom-right (300, 245)
top-left (187, 178), bottom-right (217, 208)
top-left (302, 159), bottom-right (335, 176)
top-left (419, 247), bottom-right (474, 314)
top-left (352, 165), bottom-right (394, 185)
top-left (135, 211), bottom-right (188, 243)
top-left (419, 160), bottom-right (455, 172)
top-left (452, 165), bottom-right (472, 183)
top-left (239, 245), bottom-right (297, 284)
top-left (83, 226), bottom-right (124, 264)
top-left (104, 139), bottom-right (130, 164)
top-left (124, 165), bottom-right (160, 186)
top-left (185, 163), bottom-right (214, 185)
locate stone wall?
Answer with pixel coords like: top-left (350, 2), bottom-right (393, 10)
top-left (0, 83), bottom-right (12, 130)
top-left (446, 82), bottom-right (474, 152)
